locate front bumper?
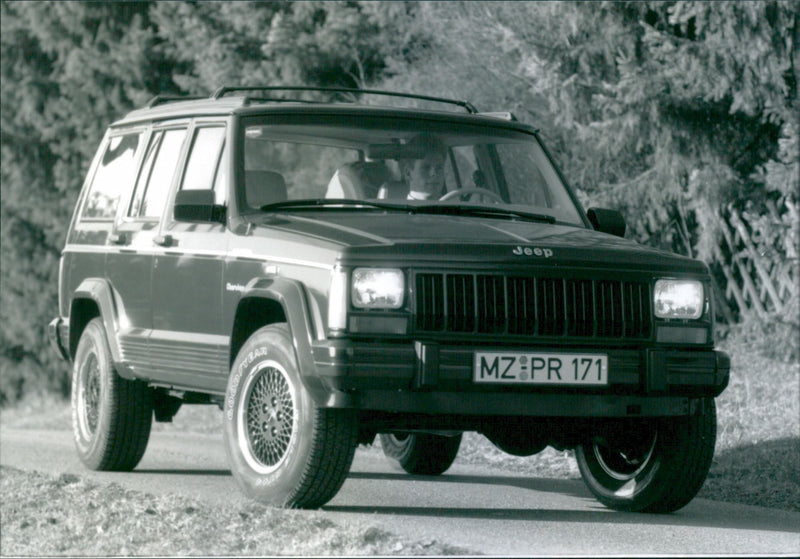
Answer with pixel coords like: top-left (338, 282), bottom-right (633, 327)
top-left (312, 340), bottom-right (730, 417)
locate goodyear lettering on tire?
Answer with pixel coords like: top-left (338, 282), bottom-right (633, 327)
top-left (226, 346), bottom-right (268, 421)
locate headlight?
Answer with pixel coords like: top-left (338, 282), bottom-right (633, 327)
top-left (654, 279), bottom-right (704, 319)
top-left (351, 268), bottom-right (404, 309)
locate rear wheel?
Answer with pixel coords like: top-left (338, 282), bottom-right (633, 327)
top-left (380, 432), bottom-right (462, 475)
top-left (71, 318), bottom-right (152, 471)
top-left (576, 399), bottom-right (717, 513)
top-left (223, 324), bottom-right (358, 508)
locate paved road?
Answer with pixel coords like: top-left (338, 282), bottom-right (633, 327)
top-left (2, 427), bottom-right (798, 556)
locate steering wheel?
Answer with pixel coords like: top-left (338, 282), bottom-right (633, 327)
top-left (438, 188), bottom-right (504, 203)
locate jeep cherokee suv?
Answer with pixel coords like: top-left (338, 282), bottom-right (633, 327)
top-left (50, 86), bottom-right (729, 512)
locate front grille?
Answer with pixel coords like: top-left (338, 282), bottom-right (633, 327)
top-left (415, 273), bottom-right (652, 339)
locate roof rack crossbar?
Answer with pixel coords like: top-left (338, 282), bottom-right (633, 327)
top-left (211, 86), bottom-right (479, 113)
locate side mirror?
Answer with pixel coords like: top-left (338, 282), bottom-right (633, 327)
top-left (587, 208), bottom-right (626, 237)
top-left (174, 189), bottom-right (224, 223)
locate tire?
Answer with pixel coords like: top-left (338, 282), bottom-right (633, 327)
top-left (71, 317), bottom-right (153, 471)
top-left (380, 432), bottom-right (462, 475)
top-left (223, 324), bottom-right (358, 508)
top-left (576, 399), bottom-right (717, 513)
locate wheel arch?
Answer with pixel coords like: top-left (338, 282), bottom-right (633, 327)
top-left (231, 277), bottom-right (339, 406)
top-left (69, 278), bottom-right (122, 362)
top-left (229, 296), bottom-right (287, 367)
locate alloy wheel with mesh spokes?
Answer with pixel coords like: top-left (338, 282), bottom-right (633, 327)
top-left (239, 362), bottom-right (297, 474)
top-left (75, 352), bottom-right (101, 442)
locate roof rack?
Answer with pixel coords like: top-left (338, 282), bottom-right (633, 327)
top-left (211, 86), bottom-right (479, 114)
top-left (146, 94), bottom-right (205, 108)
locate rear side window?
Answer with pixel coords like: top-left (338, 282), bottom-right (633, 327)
top-left (81, 132), bottom-right (142, 220)
top-left (129, 128), bottom-right (187, 218)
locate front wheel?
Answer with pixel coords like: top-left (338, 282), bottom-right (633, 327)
top-left (380, 433), bottom-right (462, 475)
top-left (576, 399), bottom-right (717, 513)
top-left (71, 318), bottom-right (152, 471)
top-left (223, 324), bottom-right (358, 508)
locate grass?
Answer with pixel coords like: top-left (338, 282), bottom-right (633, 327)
top-left (0, 466), bottom-right (468, 557)
top-left (1, 331), bottom-right (798, 556)
top-left (696, 338), bottom-right (800, 511)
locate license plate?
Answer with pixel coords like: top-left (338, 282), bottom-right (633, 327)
top-left (474, 352), bottom-right (608, 385)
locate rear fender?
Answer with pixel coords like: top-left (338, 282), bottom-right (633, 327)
top-left (69, 278), bottom-right (123, 363)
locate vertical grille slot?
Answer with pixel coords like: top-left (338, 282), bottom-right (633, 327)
top-left (567, 279), bottom-right (595, 336)
top-left (596, 280), bottom-right (623, 337)
top-left (507, 276), bottom-right (536, 335)
top-left (623, 281), bottom-right (651, 338)
top-left (537, 278), bottom-right (566, 336)
top-left (415, 273), bottom-right (444, 331)
top-left (477, 275), bottom-right (506, 333)
top-left (446, 274), bottom-right (475, 332)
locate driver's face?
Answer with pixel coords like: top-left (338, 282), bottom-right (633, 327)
top-left (408, 152), bottom-right (445, 195)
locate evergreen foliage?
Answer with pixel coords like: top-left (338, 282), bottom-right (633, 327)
top-left (148, 1), bottom-right (419, 93)
top-left (1, 1), bottom-right (796, 404)
top-left (1, 1), bottom-right (168, 402)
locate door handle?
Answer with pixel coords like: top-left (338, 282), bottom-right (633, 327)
top-left (154, 234), bottom-right (174, 247)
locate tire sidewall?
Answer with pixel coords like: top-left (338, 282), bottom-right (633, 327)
top-left (576, 432), bottom-right (663, 509)
top-left (223, 325), bottom-right (315, 506)
top-left (71, 318), bottom-right (114, 468)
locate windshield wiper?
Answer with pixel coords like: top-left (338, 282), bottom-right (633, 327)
top-left (259, 198), bottom-right (557, 224)
top-left (412, 204), bottom-right (557, 224)
top-left (260, 198), bottom-right (410, 212)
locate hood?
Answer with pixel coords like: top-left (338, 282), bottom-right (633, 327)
top-left (251, 211), bottom-right (707, 274)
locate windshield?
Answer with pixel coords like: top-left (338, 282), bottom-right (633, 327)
top-left (239, 116), bottom-right (584, 226)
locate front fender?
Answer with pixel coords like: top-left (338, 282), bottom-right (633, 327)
top-left (240, 277), bottom-right (350, 407)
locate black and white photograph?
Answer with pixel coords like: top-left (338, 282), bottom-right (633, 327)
top-left (1, 1), bottom-right (798, 556)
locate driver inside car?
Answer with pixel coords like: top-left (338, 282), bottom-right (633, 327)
top-left (400, 134), bottom-right (447, 200)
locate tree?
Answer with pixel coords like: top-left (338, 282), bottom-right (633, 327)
top-left (149, 1), bottom-right (419, 94)
top-left (0, 1), bottom-right (171, 402)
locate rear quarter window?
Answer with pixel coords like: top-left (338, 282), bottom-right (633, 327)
top-left (81, 132), bottom-right (142, 220)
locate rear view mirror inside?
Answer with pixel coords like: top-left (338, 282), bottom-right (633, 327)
top-left (367, 143), bottom-right (426, 160)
